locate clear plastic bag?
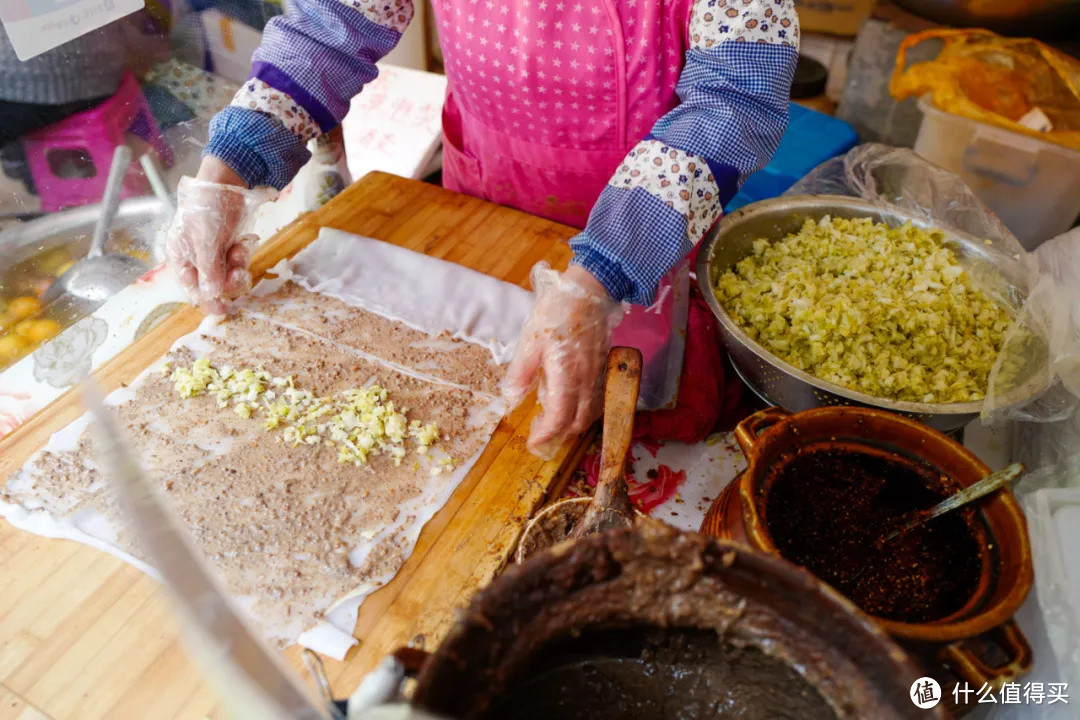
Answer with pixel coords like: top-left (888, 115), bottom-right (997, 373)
top-left (786, 143), bottom-right (1019, 246)
top-left (611, 259), bottom-right (690, 412)
top-left (988, 226), bottom-right (1080, 426)
top-left (1010, 229), bottom-right (1080, 470)
top-left (785, 143), bottom-right (1080, 423)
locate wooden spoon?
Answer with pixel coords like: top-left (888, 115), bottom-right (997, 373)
top-left (515, 347), bottom-right (642, 562)
top-left (568, 346), bottom-right (642, 538)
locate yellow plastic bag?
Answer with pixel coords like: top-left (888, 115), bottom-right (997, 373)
top-left (891, 29), bottom-right (1080, 152)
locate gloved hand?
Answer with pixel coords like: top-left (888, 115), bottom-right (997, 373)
top-left (503, 262), bottom-right (626, 457)
top-left (164, 164), bottom-right (272, 315)
top-left (347, 655), bottom-right (449, 720)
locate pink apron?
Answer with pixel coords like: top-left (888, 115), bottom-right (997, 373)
top-left (432, 0), bottom-right (695, 407)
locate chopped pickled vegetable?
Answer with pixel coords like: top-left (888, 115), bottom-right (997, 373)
top-left (713, 216), bottom-right (1014, 404)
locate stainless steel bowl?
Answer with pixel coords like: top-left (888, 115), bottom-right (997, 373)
top-left (0, 195), bottom-right (168, 272)
top-left (0, 196), bottom-right (169, 366)
top-left (695, 195), bottom-right (1047, 432)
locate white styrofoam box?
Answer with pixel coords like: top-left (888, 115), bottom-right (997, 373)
top-left (199, 9), bottom-right (264, 85)
top-left (915, 97), bottom-right (1080, 252)
top-left (978, 588), bottom-right (1072, 720)
top-left (1022, 488), bottom-right (1080, 704)
top-left (341, 64), bottom-right (447, 182)
top-left (1056, 506), bottom-right (1080, 607)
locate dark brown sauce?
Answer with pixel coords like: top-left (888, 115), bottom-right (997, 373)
top-left (765, 447), bottom-right (981, 623)
top-left (480, 627), bottom-right (837, 720)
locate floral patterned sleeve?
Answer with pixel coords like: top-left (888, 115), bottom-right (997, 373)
top-left (570, 0), bottom-right (799, 306)
top-left (203, 0), bottom-right (413, 189)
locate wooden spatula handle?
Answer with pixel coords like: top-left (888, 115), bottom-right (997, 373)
top-left (570, 346), bottom-right (642, 539)
top-left (597, 347), bottom-right (642, 489)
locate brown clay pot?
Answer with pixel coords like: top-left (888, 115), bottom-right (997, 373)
top-left (409, 523), bottom-right (945, 720)
top-left (700, 406), bottom-right (1034, 691)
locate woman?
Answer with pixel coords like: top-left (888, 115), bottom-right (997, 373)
top-left (166, 0), bottom-right (799, 453)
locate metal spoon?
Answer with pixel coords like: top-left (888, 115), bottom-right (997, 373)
top-left (44, 145), bottom-right (148, 305)
top-left (878, 462), bottom-right (1024, 545)
top-left (139, 152), bottom-right (175, 214)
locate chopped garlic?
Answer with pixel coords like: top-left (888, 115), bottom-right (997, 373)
top-left (169, 359), bottom-right (445, 468)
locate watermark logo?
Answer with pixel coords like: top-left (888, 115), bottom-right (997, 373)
top-left (911, 677), bottom-right (942, 709)
top-left (954, 681), bottom-right (1069, 706)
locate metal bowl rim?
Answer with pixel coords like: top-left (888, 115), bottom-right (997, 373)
top-left (0, 195), bottom-right (167, 267)
top-left (695, 194), bottom-right (1046, 417)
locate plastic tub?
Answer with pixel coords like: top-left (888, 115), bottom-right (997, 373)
top-left (914, 97), bottom-right (1080, 250)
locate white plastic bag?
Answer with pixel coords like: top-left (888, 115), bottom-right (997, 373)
top-left (786, 143), bottom-right (1019, 246)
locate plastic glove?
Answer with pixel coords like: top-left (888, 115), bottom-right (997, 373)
top-left (347, 656), bottom-right (406, 715)
top-left (164, 175), bottom-right (272, 315)
top-left (346, 655), bottom-right (449, 720)
top-left (503, 262), bottom-right (626, 457)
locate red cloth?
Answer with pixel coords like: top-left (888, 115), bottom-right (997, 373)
top-left (633, 289), bottom-right (745, 444)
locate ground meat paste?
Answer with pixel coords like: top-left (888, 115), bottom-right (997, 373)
top-left (2, 281), bottom-right (507, 644)
top-left (765, 447), bottom-right (982, 623)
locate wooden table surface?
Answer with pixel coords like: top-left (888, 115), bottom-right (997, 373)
top-left (0, 173), bottom-right (583, 720)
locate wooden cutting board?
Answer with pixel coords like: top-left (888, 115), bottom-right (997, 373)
top-left (0, 172), bottom-right (586, 720)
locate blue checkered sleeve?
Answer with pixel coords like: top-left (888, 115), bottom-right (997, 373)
top-left (573, 38), bottom-right (798, 306)
top-left (203, 0), bottom-right (411, 189)
top-left (204, 107), bottom-right (311, 190)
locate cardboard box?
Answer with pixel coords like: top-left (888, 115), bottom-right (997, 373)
top-left (797, 0), bottom-right (875, 36)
